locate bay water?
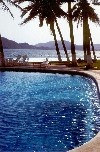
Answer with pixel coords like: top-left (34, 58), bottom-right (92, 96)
top-left (4, 49), bottom-right (100, 62)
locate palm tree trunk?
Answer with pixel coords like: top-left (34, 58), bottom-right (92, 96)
top-left (50, 23), bottom-right (62, 62)
top-left (85, 19), bottom-right (93, 68)
top-left (90, 37), bottom-right (96, 61)
top-left (83, 14), bottom-right (93, 68)
top-left (88, 25), bottom-right (96, 61)
top-left (83, 17), bottom-right (87, 62)
top-left (55, 19), bottom-right (70, 62)
top-left (0, 34), bottom-right (5, 66)
top-left (68, 2), bottom-right (77, 66)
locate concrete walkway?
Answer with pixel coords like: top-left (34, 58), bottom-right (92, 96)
top-left (68, 132), bottom-right (100, 152)
top-left (82, 70), bottom-right (100, 90)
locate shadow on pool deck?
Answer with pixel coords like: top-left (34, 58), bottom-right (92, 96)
top-left (0, 64), bottom-right (88, 73)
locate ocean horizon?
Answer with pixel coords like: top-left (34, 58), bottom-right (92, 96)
top-left (4, 49), bottom-right (100, 62)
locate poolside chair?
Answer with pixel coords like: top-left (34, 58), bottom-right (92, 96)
top-left (23, 55), bottom-right (29, 62)
top-left (40, 58), bottom-right (49, 68)
top-left (6, 58), bottom-right (13, 62)
top-left (16, 55), bottom-right (22, 62)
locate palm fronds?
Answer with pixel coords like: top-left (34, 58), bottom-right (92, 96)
top-left (0, 0), bottom-right (23, 17)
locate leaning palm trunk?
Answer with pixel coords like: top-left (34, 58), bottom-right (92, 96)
top-left (88, 25), bottom-right (96, 61)
top-left (83, 17), bottom-right (87, 62)
top-left (68, 2), bottom-right (77, 66)
top-left (90, 36), bottom-right (96, 61)
top-left (85, 19), bottom-right (93, 68)
top-left (83, 15), bottom-right (93, 67)
top-left (50, 23), bottom-right (62, 62)
top-left (55, 19), bottom-right (70, 62)
top-left (0, 34), bottom-right (5, 67)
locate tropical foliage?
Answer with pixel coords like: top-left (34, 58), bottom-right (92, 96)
top-left (71, 0), bottom-right (100, 67)
top-left (60, 0), bottom-right (77, 66)
top-left (0, 0), bottom-right (14, 17)
top-left (0, 0), bottom-right (21, 66)
top-left (0, 0), bottom-right (21, 17)
top-left (15, 0), bottom-right (70, 61)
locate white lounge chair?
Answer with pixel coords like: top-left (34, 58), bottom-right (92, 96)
top-left (40, 58), bottom-right (49, 68)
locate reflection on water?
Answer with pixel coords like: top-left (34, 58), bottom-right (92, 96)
top-left (0, 72), bottom-right (100, 152)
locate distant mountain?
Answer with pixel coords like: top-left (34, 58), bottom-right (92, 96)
top-left (35, 41), bottom-right (83, 50)
top-left (35, 41), bottom-right (100, 50)
top-left (1, 37), bottom-right (100, 50)
top-left (2, 37), bottom-right (37, 49)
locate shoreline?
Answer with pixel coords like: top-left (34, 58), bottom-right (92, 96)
top-left (5, 56), bottom-right (100, 62)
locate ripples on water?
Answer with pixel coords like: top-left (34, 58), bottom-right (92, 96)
top-left (0, 72), bottom-right (100, 152)
top-left (4, 49), bottom-right (100, 61)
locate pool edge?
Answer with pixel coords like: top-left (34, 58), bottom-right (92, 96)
top-left (68, 132), bottom-right (100, 152)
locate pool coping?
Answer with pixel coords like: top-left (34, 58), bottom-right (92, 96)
top-left (0, 66), bottom-right (100, 152)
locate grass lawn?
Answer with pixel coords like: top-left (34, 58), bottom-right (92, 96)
top-left (50, 60), bottom-right (100, 70)
top-left (78, 60), bottom-right (100, 70)
top-left (92, 60), bottom-right (100, 70)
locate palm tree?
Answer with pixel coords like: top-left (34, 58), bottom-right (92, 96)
top-left (0, 0), bottom-right (21, 66)
top-left (71, 0), bottom-right (100, 67)
top-left (60, 0), bottom-right (77, 66)
top-left (16, 0), bottom-right (70, 62)
top-left (0, 0), bottom-right (14, 17)
top-left (0, 0), bottom-right (21, 17)
top-left (0, 0), bottom-right (13, 66)
top-left (91, 0), bottom-right (100, 60)
top-left (55, 19), bottom-right (70, 62)
top-left (0, 35), bottom-right (5, 66)
top-left (49, 23), bottom-right (62, 61)
top-left (0, 0), bottom-right (13, 67)
top-left (89, 26), bottom-right (96, 61)
top-left (68, 1), bottom-right (77, 66)
top-left (44, 6), bottom-right (70, 62)
top-left (51, 9), bottom-right (70, 62)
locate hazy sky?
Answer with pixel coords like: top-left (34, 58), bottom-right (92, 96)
top-left (0, 3), bottom-right (100, 45)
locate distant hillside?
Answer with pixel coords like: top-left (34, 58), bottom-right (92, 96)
top-left (1, 37), bottom-right (40, 49)
top-left (2, 37), bottom-right (34, 49)
top-left (2, 37), bottom-right (51, 50)
top-left (35, 41), bottom-right (100, 50)
top-left (34, 41), bottom-right (83, 50)
top-left (1, 37), bottom-right (100, 50)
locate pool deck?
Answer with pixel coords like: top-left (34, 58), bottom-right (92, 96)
top-left (0, 65), bottom-right (100, 152)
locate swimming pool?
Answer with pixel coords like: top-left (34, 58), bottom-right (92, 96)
top-left (0, 72), bottom-right (100, 152)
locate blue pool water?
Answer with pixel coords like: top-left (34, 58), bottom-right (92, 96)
top-left (0, 72), bottom-right (100, 152)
